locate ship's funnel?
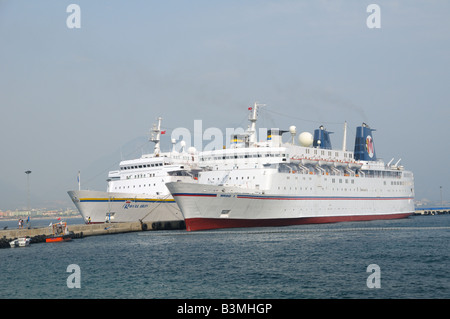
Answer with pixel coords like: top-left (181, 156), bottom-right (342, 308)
top-left (354, 123), bottom-right (377, 161)
top-left (313, 125), bottom-right (333, 149)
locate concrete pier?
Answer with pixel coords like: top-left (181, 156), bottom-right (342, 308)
top-left (0, 220), bottom-right (185, 248)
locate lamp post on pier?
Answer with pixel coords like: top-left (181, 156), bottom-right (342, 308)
top-left (25, 170), bottom-right (32, 225)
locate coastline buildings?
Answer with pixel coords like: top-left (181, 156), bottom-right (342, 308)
top-left (0, 208), bottom-right (80, 219)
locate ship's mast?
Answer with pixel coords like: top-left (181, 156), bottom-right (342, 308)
top-left (150, 117), bottom-right (162, 156)
top-left (247, 102), bottom-right (265, 146)
top-left (342, 121), bottom-right (347, 151)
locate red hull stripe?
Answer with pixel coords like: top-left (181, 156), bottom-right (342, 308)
top-left (236, 195), bottom-right (412, 200)
top-left (172, 193), bottom-right (413, 201)
top-left (185, 213), bottom-right (413, 231)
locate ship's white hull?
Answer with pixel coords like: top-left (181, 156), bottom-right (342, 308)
top-left (166, 182), bottom-right (415, 231)
top-left (68, 190), bottom-right (183, 224)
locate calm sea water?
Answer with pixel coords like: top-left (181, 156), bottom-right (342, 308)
top-left (0, 215), bottom-right (449, 299)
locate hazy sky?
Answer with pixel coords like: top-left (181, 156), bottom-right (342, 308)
top-left (1, 0), bottom-right (449, 210)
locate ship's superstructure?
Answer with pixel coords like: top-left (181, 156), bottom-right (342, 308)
top-left (68, 117), bottom-right (199, 225)
top-left (166, 104), bottom-right (415, 231)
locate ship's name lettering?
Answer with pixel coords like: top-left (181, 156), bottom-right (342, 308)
top-left (123, 203), bottom-right (149, 209)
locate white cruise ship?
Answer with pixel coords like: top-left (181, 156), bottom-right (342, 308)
top-left (68, 117), bottom-right (200, 227)
top-left (166, 104), bottom-right (415, 231)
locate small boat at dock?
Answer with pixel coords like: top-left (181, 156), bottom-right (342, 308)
top-left (18, 237), bottom-right (31, 246)
top-left (45, 221), bottom-right (73, 243)
top-left (9, 239), bottom-right (18, 248)
top-left (45, 235), bottom-right (72, 243)
top-left (9, 237), bottom-right (31, 247)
